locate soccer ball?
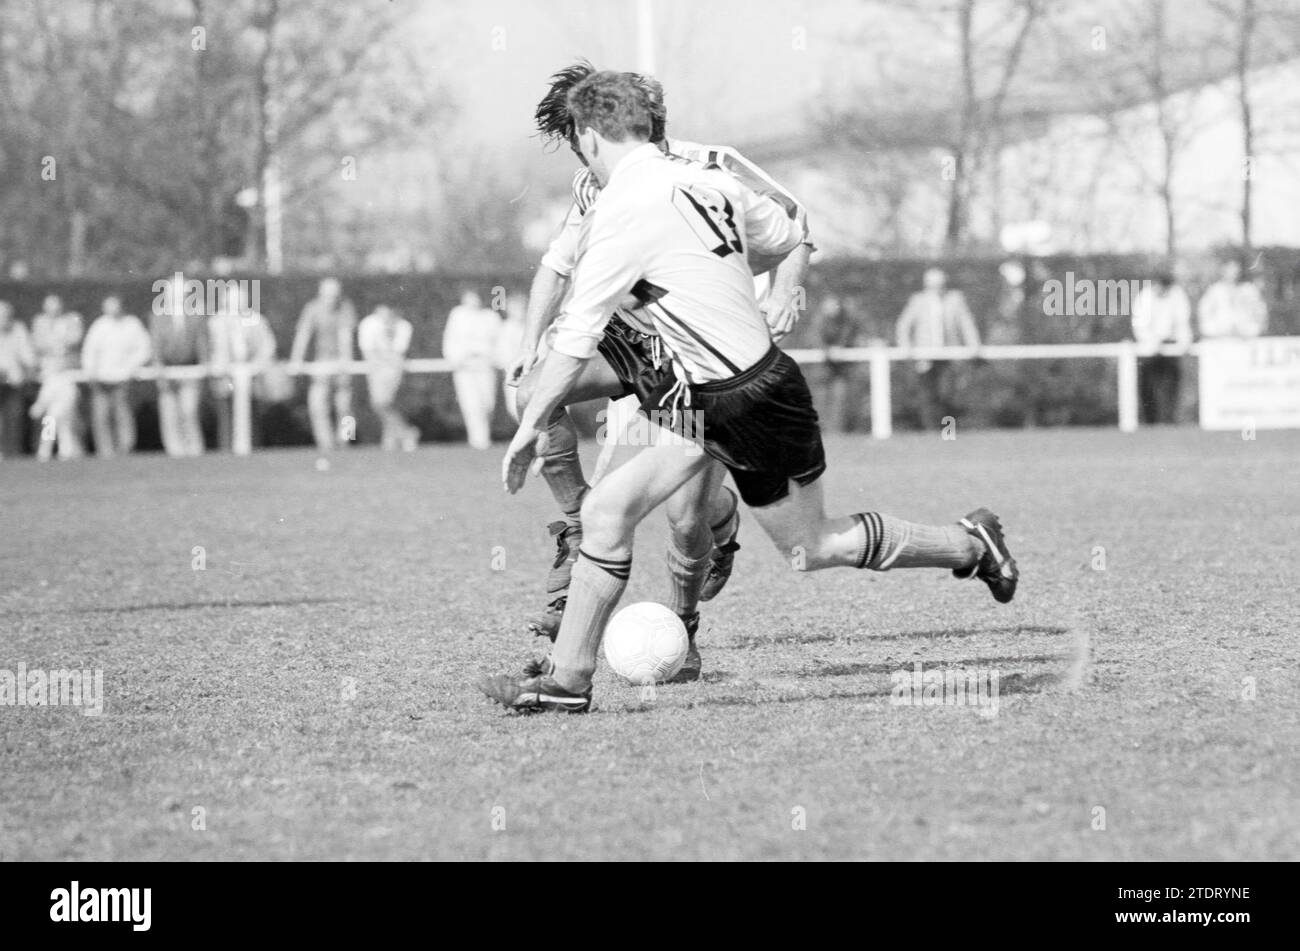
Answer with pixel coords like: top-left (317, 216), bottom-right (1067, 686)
top-left (603, 602), bottom-right (689, 685)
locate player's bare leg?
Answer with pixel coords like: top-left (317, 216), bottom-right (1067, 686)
top-left (550, 439), bottom-right (711, 694)
top-left (596, 401), bottom-right (742, 605)
top-left (514, 355), bottom-right (626, 640)
top-left (481, 438), bottom-right (711, 710)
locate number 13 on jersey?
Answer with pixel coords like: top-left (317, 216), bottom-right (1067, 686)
top-left (672, 184), bottom-right (744, 258)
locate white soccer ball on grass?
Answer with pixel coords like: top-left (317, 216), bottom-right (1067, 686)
top-left (603, 602), bottom-right (689, 685)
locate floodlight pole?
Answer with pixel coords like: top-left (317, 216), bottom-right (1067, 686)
top-left (636, 0), bottom-right (656, 75)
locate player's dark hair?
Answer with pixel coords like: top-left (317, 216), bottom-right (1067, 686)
top-left (537, 62), bottom-right (667, 151)
top-left (566, 70), bottom-right (655, 144)
top-left (634, 73), bottom-right (668, 144)
top-left (535, 59), bottom-right (596, 150)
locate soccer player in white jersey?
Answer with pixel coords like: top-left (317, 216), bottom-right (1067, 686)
top-left (507, 62), bottom-right (812, 678)
top-left (481, 71), bottom-right (1018, 713)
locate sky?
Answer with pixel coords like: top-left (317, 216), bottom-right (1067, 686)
top-left (410, 0), bottom-right (866, 175)
top-left (363, 0), bottom-right (1293, 260)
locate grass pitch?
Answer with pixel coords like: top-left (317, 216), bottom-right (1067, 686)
top-left (2, 427), bottom-right (1297, 861)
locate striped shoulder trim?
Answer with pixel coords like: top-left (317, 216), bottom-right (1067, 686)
top-left (571, 168), bottom-right (601, 215)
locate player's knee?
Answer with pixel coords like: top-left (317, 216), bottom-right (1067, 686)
top-left (668, 513), bottom-right (710, 555)
top-left (665, 494), bottom-right (708, 541)
top-left (579, 487), bottom-right (637, 550)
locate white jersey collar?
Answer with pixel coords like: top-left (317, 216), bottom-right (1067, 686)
top-left (607, 142), bottom-right (662, 184)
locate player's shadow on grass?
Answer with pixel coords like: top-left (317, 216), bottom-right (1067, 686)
top-left (15, 596), bottom-right (355, 616)
top-left (685, 664), bottom-right (1064, 710)
top-left (730, 624), bottom-right (1068, 648)
top-left (790, 653), bottom-right (1066, 678)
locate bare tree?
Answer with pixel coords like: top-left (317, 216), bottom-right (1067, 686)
top-left (945, 0), bottom-right (1043, 249)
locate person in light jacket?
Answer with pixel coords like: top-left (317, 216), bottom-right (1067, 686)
top-left (0, 301), bottom-right (36, 458)
top-left (1131, 271), bottom-right (1192, 425)
top-left (895, 268), bottom-right (980, 429)
top-left (150, 278), bottom-right (209, 457)
top-left (208, 288), bottom-right (280, 451)
top-left (30, 294), bottom-right (86, 460)
top-left (358, 304), bottom-right (418, 451)
top-left (1198, 258), bottom-right (1267, 339)
top-left (442, 289), bottom-right (499, 450)
top-left (81, 295), bottom-right (152, 456)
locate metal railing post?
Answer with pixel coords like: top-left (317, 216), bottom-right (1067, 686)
top-left (232, 365), bottom-right (253, 456)
top-left (870, 343), bottom-right (892, 440)
top-left (1117, 342), bottom-right (1139, 433)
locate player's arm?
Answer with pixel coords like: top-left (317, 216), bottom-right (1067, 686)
top-left (715, 145), bottom-right (814, 259)
top-left (508, 203), bottom-right (584, 385)
top-left (762, 242), bottom-right (812, 341)
top-left (733, 182), bottom-right (806, 339)
top-left (509, 266), bottom-right (568, 384)
top-left (504, 207), bottom-right (640, 493)
top-left (713, 146), bottom-right (805, 224)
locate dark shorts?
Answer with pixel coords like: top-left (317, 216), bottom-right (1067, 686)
top-left (596, 316), bottom-right (672, 405)
top-left (640, 346), bottom-right (827, 508)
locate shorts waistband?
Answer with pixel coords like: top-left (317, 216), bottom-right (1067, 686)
top-left (693, 345), bottom-right (781, 393)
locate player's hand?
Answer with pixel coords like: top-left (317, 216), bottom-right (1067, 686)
top-left (502, 425), bottom-right (548, 494)
top-left (761, 295), bottom-right (800, 342)
top-left (504, 350), bottom-right (539, 387)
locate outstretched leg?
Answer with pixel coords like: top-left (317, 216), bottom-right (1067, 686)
top-left (744, 476), bottom-right (1018, 602)
top-left (746, 476), bottom-right (977, 571)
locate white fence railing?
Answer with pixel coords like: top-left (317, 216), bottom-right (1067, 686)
top-left (60, 342), bottom-right (1196, 454)
top-left (784, 341), bottom-right (1199, 440)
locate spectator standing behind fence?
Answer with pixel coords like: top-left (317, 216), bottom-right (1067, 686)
top-left (814, 294), bottom-right (865, 432)
top-left (290, 278), bottom-right (357, 451)
top-left (30, 294), bottom-right (85, 460)
top-left (442, 289), bottom-right (498, 450)
top-left (0, 301), bottom-right (36, 458)
top-left (150, 279), bottom-right (208, 457)
top-left (358, 305), bottom-right (418, 451)
top-left (1198, 258), bottom-right (1268, 339)
top-left (495, 293), bottom-right (526, 413)
top-left (209, 289), bottom-right (281, 451)
top-left (1131, 271), bottom-right (1192, 426)
top-left (895, 267), bottom-right (980, 429)
top-left (81, 295), bottom-right (151, 457)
